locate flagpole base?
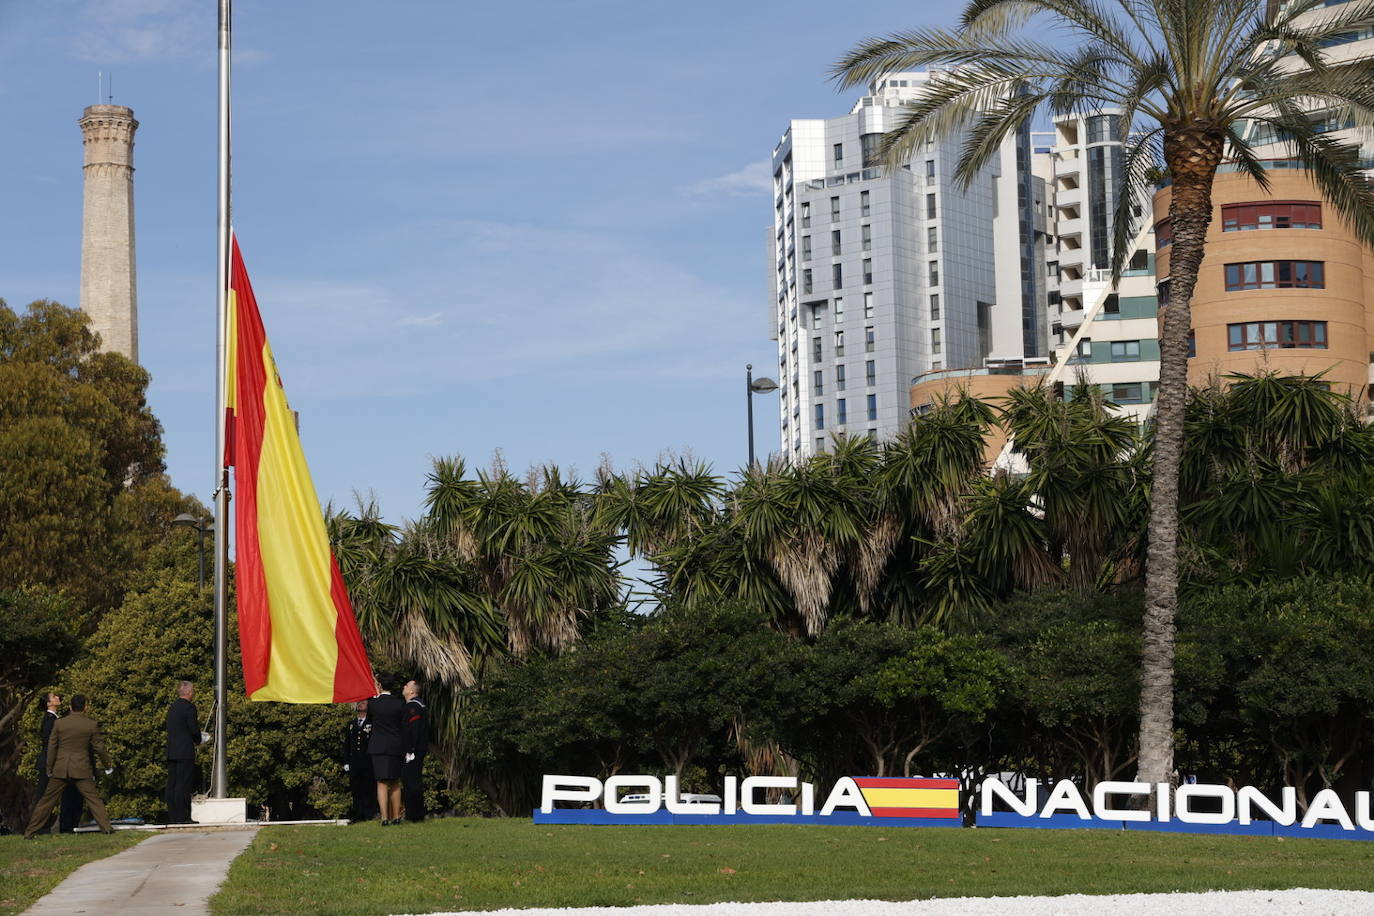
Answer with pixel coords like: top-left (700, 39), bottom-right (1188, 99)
top-left (192, 797), bottom-right (247, 825)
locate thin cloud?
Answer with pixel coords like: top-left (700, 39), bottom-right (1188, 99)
top-left (396, 312), bottom-right (444, 329)
top-left (686, 160), bottom-right (773, 197)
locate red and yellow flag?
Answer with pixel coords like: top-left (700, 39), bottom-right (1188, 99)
top-left (226, 235), bottom-right (373, 703)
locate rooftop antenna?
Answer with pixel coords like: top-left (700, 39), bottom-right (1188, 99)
top-left (108, 72), bottom-right (114, 104)
top-left (97, 71), bottom-right (102, 105)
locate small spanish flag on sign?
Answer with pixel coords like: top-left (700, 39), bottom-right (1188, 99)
top-left (853, 778), bottom-right (961, 818)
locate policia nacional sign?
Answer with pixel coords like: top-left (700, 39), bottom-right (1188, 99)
top-left (536, 774), bottom-right (1374, 841)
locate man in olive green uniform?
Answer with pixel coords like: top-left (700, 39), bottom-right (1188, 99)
top-left (24, 695), bottom-right (114, 838)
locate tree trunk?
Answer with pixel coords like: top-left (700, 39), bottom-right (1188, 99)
top-left (1135, 125), bottom-right (1225, 791)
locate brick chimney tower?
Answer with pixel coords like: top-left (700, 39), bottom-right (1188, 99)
top-left (78, 104), bottom-right (139, 363)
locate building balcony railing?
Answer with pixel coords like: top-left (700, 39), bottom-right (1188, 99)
top-left (910, 359), bottom-right (1052, 389)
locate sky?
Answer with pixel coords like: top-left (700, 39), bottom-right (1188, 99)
top-left (0, 0), bottom-right (971, 523)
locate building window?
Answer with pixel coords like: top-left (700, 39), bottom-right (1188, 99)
top-left (803, 269), bottom-right (813, 294)
top-left (835, 330), bottom-right (845, 356)
top-left (863, 259), bottom-right (873, 285)
top-left (1188, 330), bottom-right (1196, 358)
top-left (862, 224), bottom-right (872, 251)
top-left (931, 327), bottom-right (942, 354)
top-left (864, 292), bottom-right (874, 318)
top-left (930, 294), bottom-right (940, 320)
top-left (832, 263), bottom-right (843, 290)
top-left (1222, 201), bottom-right (1322, 232)
top-left (1087, 114), bottom-right (1122, 143)
top-left (1227, 320), bottom-right (1327, 350)
top-left (836, 364), bottom-right (846, 390)
top-left (1110, 383), bottom-right (1145, 403)
top-left (1110, 339), bottom-right (1141, 361)
top-left (834, 297), bottom-right (844, 322)
top-left (926, 193), bottom-right (937, 219)
top-left (837, 398), bottom-right (847, 424)
top-left (927, 226), bottom-right (938, 252)
top-left (861, 190), bottom-right (871, 216)
top-left (815, 404), bottom-right (824, 430)
top-left (925, 159), bottom-right (936, 181)
top-left (813, 369), bottom-right (824, 395)
top-left (1047, 260), bottom-right (1058, 277)
top-left (860, 133), bottom-right (882, 168)
top-left (830, 196), bottom-right (840, 221)
top-left (865, 360), bottom-right (876, 386)
top-left (834, 143), bottom-right (844, 167)
top-left (929, 261), bottom-right (940, 286)
top-left (801, 236), bottom-right (811, 261)
top-left (1224, 260), bottom-right (1324, 290)
top-left (1155, 218), bottom-right (1172, 248)
top-left (812, 303), bottom-right (825, 328)
top-left (1076, 337), bottom-right (1092, 358)
top-left (812, 337), bottom-right (823, 361)
top-left (867, 393), bottom-right (877, 421)
top-left (1156, 279), bottom-right (1170, 308)
top-left (801, 202), bottom-right (811, 228)
top-left (865, 325), bottom-right (875, 352)
top-left (832, 230), bottom-right (842, 256)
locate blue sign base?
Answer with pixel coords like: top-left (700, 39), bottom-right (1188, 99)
top-left (976, 811), bottom-right (1374, 841)
top-left (532, 809), bottom-right (961, 828)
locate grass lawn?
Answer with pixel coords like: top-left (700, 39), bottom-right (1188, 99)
top-left (0, 831), bottom-right (144, 914)
top-left (211, 818), bottom-right (1374, 914)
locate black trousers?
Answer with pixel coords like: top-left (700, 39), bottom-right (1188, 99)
top-left (348, 764), bottom-right (378, 820)
top-left (34, 774), bottom-right (83, 833)
top-left (166, 758), bottom-right (196, 824)
top-left (401, 756), bottom-right (425, 821)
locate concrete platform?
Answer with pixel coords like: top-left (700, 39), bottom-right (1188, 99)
top-left (24, 828), bottom-right (257, 915)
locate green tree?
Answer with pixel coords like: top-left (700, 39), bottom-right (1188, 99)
top-left (0, 300), bottom-right (167, 616)
top-left (834, 0), bottom-right (1374, 786)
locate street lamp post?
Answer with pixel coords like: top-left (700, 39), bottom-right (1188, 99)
top-left (746, 364), bottom-right (779, 469)
top-left (173, 513), bottom-right (214, 590)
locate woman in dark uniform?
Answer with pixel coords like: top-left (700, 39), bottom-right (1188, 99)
top-left (367, 677), bottom-right (406, 825)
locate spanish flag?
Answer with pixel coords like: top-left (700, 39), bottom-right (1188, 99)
top-left (853, 778), bottom-right (961, 818)
top-left (226, 235), bottom-right (374, 703)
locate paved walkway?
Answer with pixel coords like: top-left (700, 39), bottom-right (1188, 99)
top-left (24, 828), bottom-right (257, 915)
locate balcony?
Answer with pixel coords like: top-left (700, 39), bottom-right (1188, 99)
top-left (1056, 216), bottom-right (1084, 239)
top-left (1059, 309), bottom-right (1086, 330)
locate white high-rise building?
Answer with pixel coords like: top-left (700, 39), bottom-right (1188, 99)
top-left (768, 72), bottom-right (1049, 463)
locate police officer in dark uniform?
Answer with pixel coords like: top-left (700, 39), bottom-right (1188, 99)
top-left (342, 699), bottom-right (377, 821)
top-left (401, 679), bottom-right (428, 822)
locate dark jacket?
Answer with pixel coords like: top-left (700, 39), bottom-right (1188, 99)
top-left (403, 698), bottom-right (429, 758)
top-left (166, 697), bottom-right (204, 761)
top-left (37, 710), bottom-right (58, 774)
top-left (47, 711), bottom-right (111, 779)
top-left (367, 692), bottom-right (405, 757)
top-left (343, 716), bottom-right (373, 767)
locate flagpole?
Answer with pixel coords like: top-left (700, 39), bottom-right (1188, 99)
top-left (212, 0), bottom-right (232, 799)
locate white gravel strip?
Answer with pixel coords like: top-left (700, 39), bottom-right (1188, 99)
top-left (400, 888), bottom-right (1374, 915)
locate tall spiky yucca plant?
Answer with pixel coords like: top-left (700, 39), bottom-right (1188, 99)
top-left (835, 0), bottom-right (1374, 787)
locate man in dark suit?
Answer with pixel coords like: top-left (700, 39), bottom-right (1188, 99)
top-left (342, 699), bottom-right (377, 821)
top-left (165, 680), bottom-right (208, 825)
top-left (34, 693), bottom-right (83, 834)
top-left (24, 695), bottom-right (114, 838)
top-left (401, 679), bottom-right (429, 823)
top-left (367, 677), bottom-right (406, 825)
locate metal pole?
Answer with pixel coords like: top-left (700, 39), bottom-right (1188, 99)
top-left (746, 364), bottom-right (755, 469)
top-left (197, 524), bottom-right (206, 591)
top-left (211, 0), bottom-right (232, 799)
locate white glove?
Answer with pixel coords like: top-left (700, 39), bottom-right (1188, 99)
top-left (104, 768), bottom-right (114, 775)
top-left (200, 731), bottom-right (212, 744)
top-left (405, 753), bottom-right (415, 763)
top-left (343, 764), bottom-right (350, 773)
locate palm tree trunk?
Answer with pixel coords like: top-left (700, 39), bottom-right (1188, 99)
top-left (1136, 126), bottom-right (1225, 791)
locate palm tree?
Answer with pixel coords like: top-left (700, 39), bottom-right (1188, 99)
top-left (835, 0), bottom-right (1374, 787)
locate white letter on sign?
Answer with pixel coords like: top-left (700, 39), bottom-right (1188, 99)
top-left (540, 775), bottom-right (601, 814)
top-left (1302, 789), bottom-right (1354, 830)
top-left (980, 778), bottom-right (1037, 818)
top-left (1040, 780), bottom-right (1091, 819)
top-left (741, 776), bottom-right (797, 815)
top-left (821, 777), bottom-right (872, 817)
top-left (1175, 784), bottom-right (1236, 825)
